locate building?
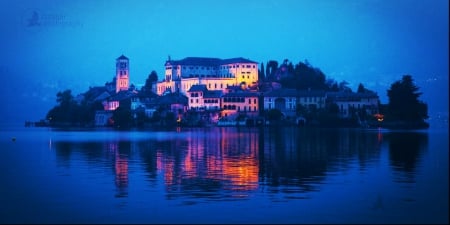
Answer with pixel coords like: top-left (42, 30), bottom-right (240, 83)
top-left (263, 89), bottom-right (326, 117)
top-left (326, 92), bottom-right (379, 118)
top-left (221, 91), bottom-right (260, 120)
top-left (116, 55), bottom-right (129, 93)
top-left (156, 57), bottom-right (259, 96)
top-left (187, 84), bottom-right (222, 111)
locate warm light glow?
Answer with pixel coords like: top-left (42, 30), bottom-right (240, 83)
top-left (374, 113), bottom-right (384, 122)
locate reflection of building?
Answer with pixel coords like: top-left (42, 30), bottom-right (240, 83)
top-left (114, 150), bottom-right (129, 198)
top-left (106, 141), bottom-right (129, 198)
top-left (155, 128), bottom-right (260, 193)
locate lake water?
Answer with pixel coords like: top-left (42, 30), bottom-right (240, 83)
top-left (0, 125), bottom-right (448, 224)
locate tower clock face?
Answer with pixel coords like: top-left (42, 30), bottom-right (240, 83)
top-left (120, 62), bottom-right (126, 68)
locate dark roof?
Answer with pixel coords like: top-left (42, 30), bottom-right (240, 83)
top-left (326, 91), bottom-right (378, 101)
top-left (157, 92), bottom-right (188, 105)
top-left (108, 90), bottom-right (136, 101)
top-left (223, 92), bottom-right (260, 97)
top-left (220, 57), bottom-right (257, 64)
top-left (168, 57), bottom-right (221, 66)
top-left (264, 89), bottom-right (326, 97)
top-left (187, 84), bottom-right (208, 92)
top-left (204, 90), bottom-right (223, 98)
top-left (136, 89), bottom-right (158, 98)
top-left (167, 57), bottom-right (257, 67)
top-left (117, 54), bottom-right (128, 60)
top-left (226, 85), bottom-right (243, 91)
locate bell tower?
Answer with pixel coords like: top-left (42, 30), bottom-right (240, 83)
top-left (116, 55), bottom-right (129, 93)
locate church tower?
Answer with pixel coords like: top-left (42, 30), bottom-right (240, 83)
top-left (116, 55), bottom-right (129, 93)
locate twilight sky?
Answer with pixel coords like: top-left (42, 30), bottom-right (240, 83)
top-left (0, 0), bottom-right (448, 125)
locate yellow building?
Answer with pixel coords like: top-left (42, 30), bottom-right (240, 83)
top-left (156, 57), bottom-right (259, 96)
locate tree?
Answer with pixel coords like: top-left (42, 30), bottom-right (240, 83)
top-left (46, 89), bottom-right (79, 124)
top-left (357, 83), bottom-right (366, 93)
top-left (143, 70), bottom-right (158, 91)
top-left (266, 60), bottom-right (278, 79)
top-left (387, 75), bottom-right (428, 123)
top-left (259, 62), bottom-right (265, 81)
top-left (112, 106), bottom-right (133, 128)
top-left (338, 81), bottom-right (352, 92)
top-left (266, 109), bottom-right (283, 121)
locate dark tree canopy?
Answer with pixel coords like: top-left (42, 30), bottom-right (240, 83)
top-left (357, 83), bottom-right (365, 93)
top-left (259, 62), bottom-right (265, 80)
top-left (277, 60), bottom-right (327, 90)
top-left (143, 70), bottom-right (158, 91)
top-left (387, 75), bottom-right (428, 122)
top-left (46, 89), bottom-right (78, 124)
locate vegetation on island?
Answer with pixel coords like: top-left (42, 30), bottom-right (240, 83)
top-left (35, 58), bottom-right (429, 129)
top-left (383, 75), bottom-right (429, 129)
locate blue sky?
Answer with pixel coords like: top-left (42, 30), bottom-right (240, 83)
top-left (0, 0), bottom-right (448, 124)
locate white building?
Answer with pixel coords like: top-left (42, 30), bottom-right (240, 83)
top-left (156, 57), bottom-right (259, 96)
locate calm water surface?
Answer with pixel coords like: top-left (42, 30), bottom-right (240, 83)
top-left (0, 126), bottom-right (448, 224)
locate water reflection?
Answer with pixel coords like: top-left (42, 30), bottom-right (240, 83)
top-left (386, 131), bottom-right (428, 184)
top-left (50, 127), bottom-right (428, 203)
top-left (261, 127), bottom-right (383, 195)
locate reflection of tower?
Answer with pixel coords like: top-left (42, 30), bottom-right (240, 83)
top-left (114, 150), bottom-right (129, 198)
top-left (116, 55), bottom-right (129, 93)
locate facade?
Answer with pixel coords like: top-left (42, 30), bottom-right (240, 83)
top-left (156, 57), bottom-right (259, 96)
top-left (263, 89), bottom-right (326, 117)
top-left (221, 92), bottom-right (260, 120)
top-left (116, 55), bottom-right (129, 93)
top-left (326, 92), bottom-right (379, 118)
top-left (187, 84), bottom-right (222, 111)
top-left (95, 110), bottom-right (113, 126)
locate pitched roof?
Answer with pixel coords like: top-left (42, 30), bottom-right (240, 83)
top-left (204, 90), bottom-right (223, 98)
top-left (223, 92), bottom-right (260, 97)
top-left (108, 90), bottom-right (136, 101)
top-left (263, 88), bottom-right (326, 97)
top-left (157, 92), bottom-right (188, 105)
top-left (220, 57), bottom-right (257, 64)
top-left (169, 57), bottom-right (221, 66)
top-left (116, 54), bottom-right (128, 60)
top-left (166, 57), bottom-right (257, 67)
top-left (327, 91), bottom-right (379, 101)
top-left (187, 84), bottom-right (208, 92)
